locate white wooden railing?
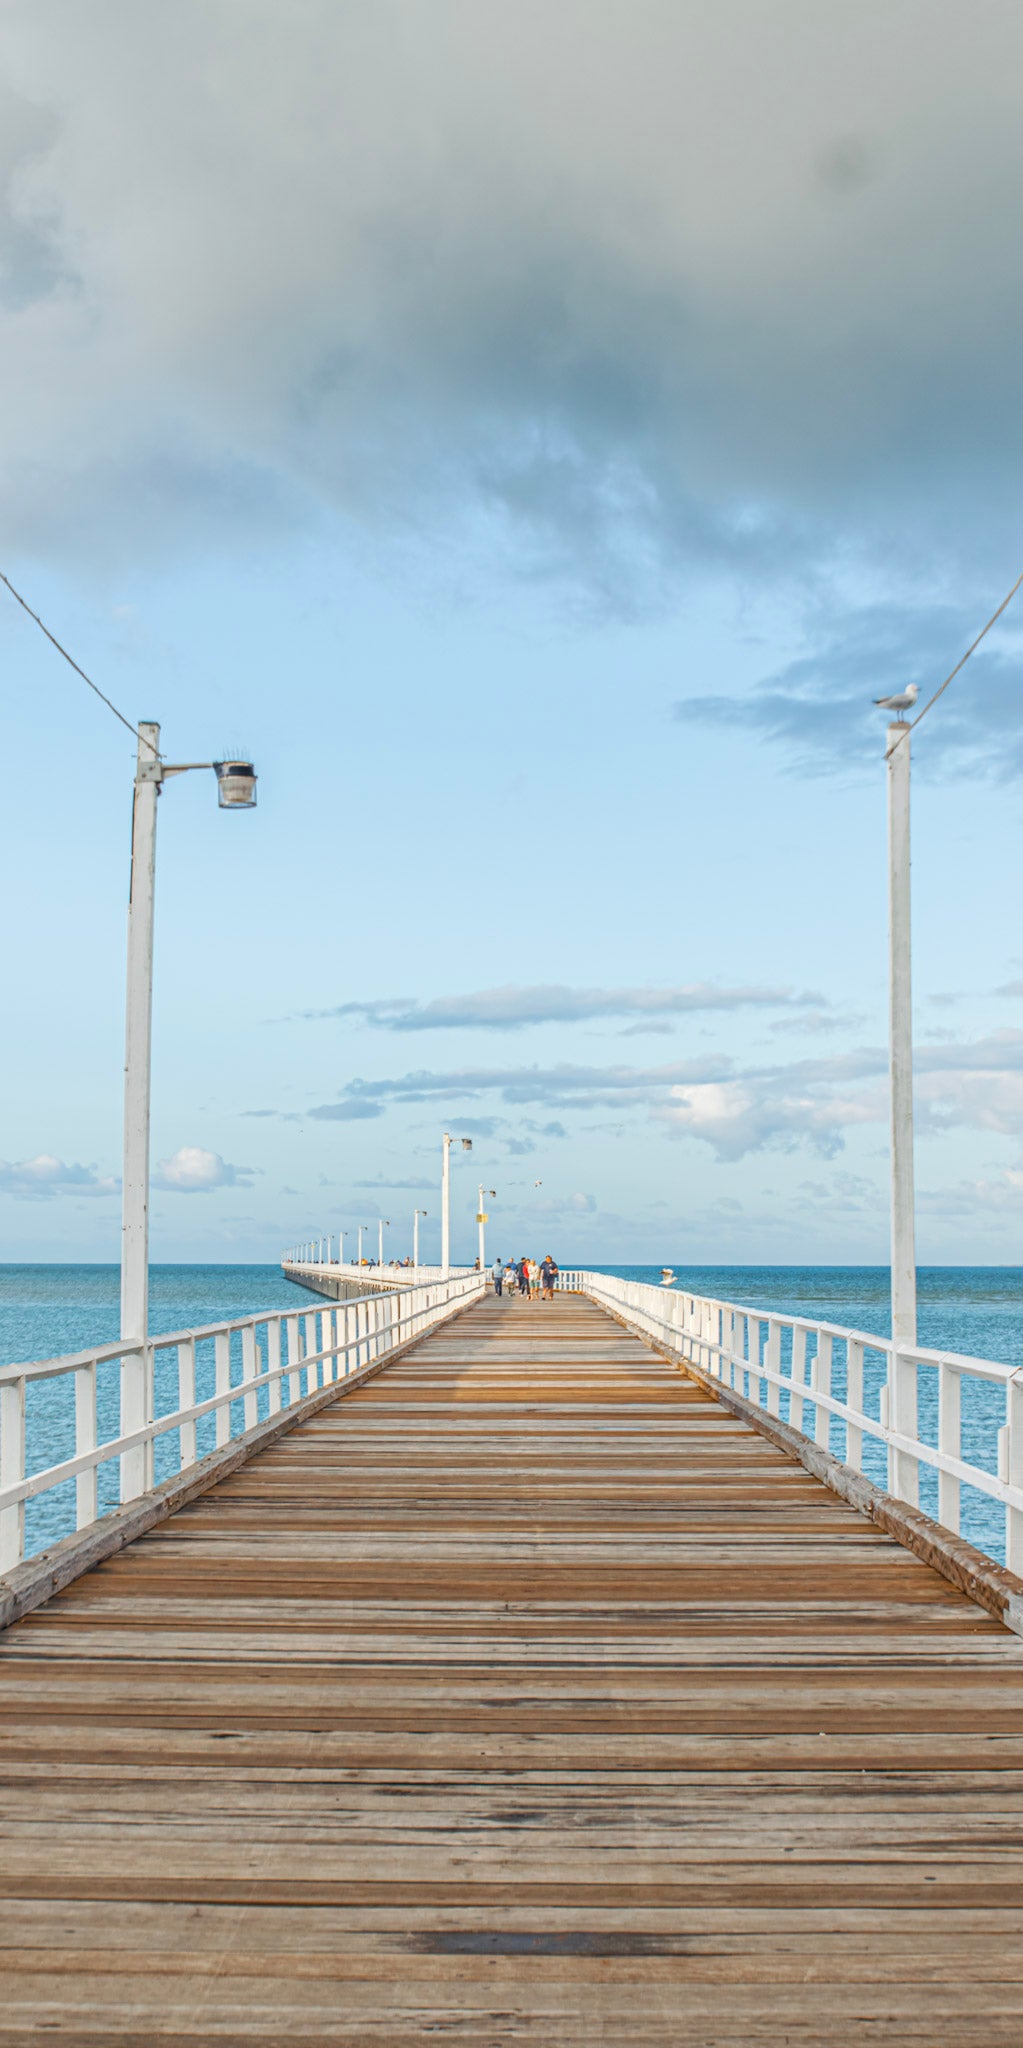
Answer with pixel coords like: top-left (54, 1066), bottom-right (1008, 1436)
top-left (557, 1269), bottom-right (1023, 1570)
top-left (283, 1256), bottom-right (471, 1284)
top-left (284, 1241), bottom-right (473, 1279)
top-left (0, 1270), bottom-right (485, 1572)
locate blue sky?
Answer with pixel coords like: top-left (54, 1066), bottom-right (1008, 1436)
top-left (2, 1), bottom-right (1023, 1266)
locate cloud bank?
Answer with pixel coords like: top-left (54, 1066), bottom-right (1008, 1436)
top-left (311, 1029), bottom-right (1023, 1160)
top-left (305, 983), bottom-right (824, 1031)
top-left (0, 1155), bottom-right (117, 1200)
top-left (674, 602), bottom-right (1023, 778)
top-left (2, 1), bottom-right (1023, 593)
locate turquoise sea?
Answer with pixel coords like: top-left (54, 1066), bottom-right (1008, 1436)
top-left (2, 1262), bottom-right (1022, 1565)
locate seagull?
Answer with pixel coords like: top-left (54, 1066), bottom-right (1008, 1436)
top-left (873, 683), bottom-right (919, 714)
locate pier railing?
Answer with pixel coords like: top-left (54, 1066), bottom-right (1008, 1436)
top-left (282, 1258), bottom-right (471, 1286)
top-left (558, 1269), bottom-right (1023, 1570)
top-left (0, 1269), bottom-right (485, 1572)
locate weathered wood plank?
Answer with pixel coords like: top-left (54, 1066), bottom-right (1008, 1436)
top-left (2, 1289), bottom-right (1023, 2039)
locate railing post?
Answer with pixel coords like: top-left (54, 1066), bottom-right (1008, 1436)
top-left (811, 1332), bottom-right (832, 1450)
top-left (285, 1315), bottom-right (302, 1405)
top-left (765, 1319), bottom-right (781, 1416)
top-left (266, 1319), bottom-right (281, 1415)
top-left (886, 1341), bottom-right (919, 1506)
top-left (241, 1324), bottom-right (259, 1430)
top-left (215, 1331), bottom-right (231, 1448)
top-left (75, 1361), bottom-right (98, 1528)
top-left (937, 1362), bottom-right (961, 1533)
top-left (177, 1339), bottom-right (196, 1471)
top-left (721, 1309), bottom-right (736, 1385)
top-left (0, 1375), bottom-right (26, 1571)
top-left (845, 1341), bottom-right (864, 1474)
top-left (789, 1327), bottom-right (807, 1434)
top-left (1004, 1372), bottom-right (1023, 1572)
top-left (747, 1318), bottom-right (761, 1402)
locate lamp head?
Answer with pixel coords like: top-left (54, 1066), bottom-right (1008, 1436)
top-left (213, 759), bottom-right (257, 808)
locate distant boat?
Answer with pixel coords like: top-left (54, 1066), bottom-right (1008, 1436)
top-left (660, 1267), bottom-right (676, 1287)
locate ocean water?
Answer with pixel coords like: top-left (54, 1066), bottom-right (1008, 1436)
top-left (604, 1264), bottom-right (1023, 1370)
top-left (2, 1262), bottom-right (1021, 1566)
top-left (1, 1264), bottom-right (328, 1562)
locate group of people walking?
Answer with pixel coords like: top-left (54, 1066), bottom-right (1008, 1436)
top-left (492, 1254), bottom-right (559, 1301)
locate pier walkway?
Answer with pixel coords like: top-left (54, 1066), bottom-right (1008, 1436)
top-left (3, 1291), bottom-right (1023, 2041)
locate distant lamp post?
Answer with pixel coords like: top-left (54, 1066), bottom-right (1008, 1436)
top-left (476, 1185), bottom-right (496, 1272)
top-left (121, 722), bottom-right (257, 1505)
top-left (378, 1217), bottom-right (390, 1266)
top-left (413, 1209), bottom-right (427, 1268)
top-left (357, 1224), bottom-right (368, 1265)
top-left (337, 1229), bottom-right (348, 1267)
top-left (441, 1132), bottom-right (473, 1276)
top-left (878, 695), bottom-right (919, 1505)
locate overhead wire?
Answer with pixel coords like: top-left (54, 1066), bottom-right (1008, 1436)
top-left (0, 568), bottom-right (159, 756)
top-left (909, 564), bottom-right (1023, 734)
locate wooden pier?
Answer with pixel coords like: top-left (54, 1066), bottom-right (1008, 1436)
top-left (3, 1290), bottom-right (1023, 2041)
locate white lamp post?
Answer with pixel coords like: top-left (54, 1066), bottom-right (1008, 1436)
top-left (120, 723), bottom-right (256, 1503)
top-left (337, 1229), bottom-right (348, 1267)
top-left (885, 715), bottom-right (918, 1504)
top-left (357, 1224), bottom-right (367, 1265)
top-left (441, 1132), bottom-right (473, 1276)
top-left (378, 1217), bottom-right (389, 1267)
top-left (476, 1184), bottom-right (496, 1272)
top-left (413, 1208), bottom-right (427, 1268)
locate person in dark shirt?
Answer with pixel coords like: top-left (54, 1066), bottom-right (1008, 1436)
top-left (540, 1255), bottom-right (559, 1301)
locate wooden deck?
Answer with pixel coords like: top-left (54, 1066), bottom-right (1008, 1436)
top-left (3, 1289), bottom-right (1023, 2043)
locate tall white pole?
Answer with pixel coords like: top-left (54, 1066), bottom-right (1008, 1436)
top-left (121, 721), bottom-right (161, 1503)
top-left (441, 1133), bottom-right (451, 1277)
top-left (413, 1209), bottom-right (421, 1268)
top-left (887, 718), bottom-right (918, 1505)
top-left (378, 1218), bottom-right (384, 1266)
top-left (357, 1225), bottom-right (364, 1264)
top-left (477, 1183), bottom-right (486, 1272)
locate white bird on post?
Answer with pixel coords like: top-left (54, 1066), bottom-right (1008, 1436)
top-left (873, 683), bottom-right (919, 716)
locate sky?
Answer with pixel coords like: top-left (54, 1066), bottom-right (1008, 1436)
top-left (2, 0), bottom-right (1023, 1267)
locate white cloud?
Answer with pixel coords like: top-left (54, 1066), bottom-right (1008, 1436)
top-left (918, 1170), bottom-right (1023, 1217)
top-left (151, 1146), bottom-right (252, 1193)
top-left (535, 1190), bottom-right (597, 1217)
top-left (655, 1079), bottom-right (881, 1162)
top-left (308, 1101), bottom-right (385, 1122)
top-left (0, 1155), bottom-right (118, 1200)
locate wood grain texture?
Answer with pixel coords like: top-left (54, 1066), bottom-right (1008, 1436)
top-left (2, 1291), bottom-right (1023, 2043)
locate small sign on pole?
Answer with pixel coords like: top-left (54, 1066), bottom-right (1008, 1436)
top-left (476, 1211), bottom-right (489, 1223)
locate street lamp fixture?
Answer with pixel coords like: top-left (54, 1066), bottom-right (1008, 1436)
top-left (120, 721), bottom-right (257, 1504)
top-left (883, 708), bottom-right (918, 1506)
top-left (213, 759), bottom-right (257, 808)
top-left (476, 1186), bottom-right (496, 1272)
top-left (441, 1132), bottom-right (473, 1277)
